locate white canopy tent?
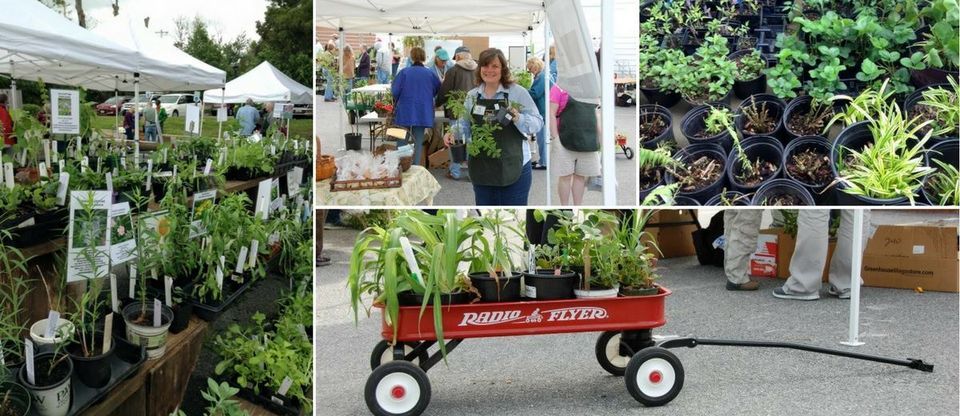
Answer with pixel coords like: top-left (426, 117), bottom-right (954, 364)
top-left (202, 61), bottom-right (312, 104)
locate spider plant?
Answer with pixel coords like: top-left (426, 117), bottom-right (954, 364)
top-left (470, 209), bottom-right (523, 277)
top-left (917, 77), bottom-right (959, 137)
top-left (925, 159), bottom-right (960, 205)
top-left (825, 78), bottom-right (897, 132)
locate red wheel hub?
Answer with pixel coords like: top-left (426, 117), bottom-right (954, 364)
top-left (391, 385), bottom-right (406, 399)
top-left (649, 370), bottom-right (663, 384)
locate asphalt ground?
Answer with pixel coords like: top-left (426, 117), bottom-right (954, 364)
top-left (316, 222), bottom-right (959, 416)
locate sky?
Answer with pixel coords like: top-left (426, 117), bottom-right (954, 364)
top-left (81, 0), bottom-right (267, 45)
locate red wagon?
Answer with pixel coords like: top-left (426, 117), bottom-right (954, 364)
top-left (364, 287), bottom-right (682, 416)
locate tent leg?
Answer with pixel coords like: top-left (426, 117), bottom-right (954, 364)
top-left (544, 20), bottom-right (552, 206)
top-left (218, 86), bottom-right (225, 140)
top-left (600, 0), bottom-right (615, 206)
top-left (114, 76), bottom-right (120, 140)
top-left (841, 209), bottom-right (866, 347)
top-left (9, 60), bottom-right (17, 110)
top-left (133, 72), bottom-right (140, 142)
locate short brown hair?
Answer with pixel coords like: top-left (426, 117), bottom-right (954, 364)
top-left (475, 48), bottom-right (513, 87)
top-left (409, 47), bottom-right (426, 64)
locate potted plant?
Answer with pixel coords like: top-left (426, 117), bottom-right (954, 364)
top-left (663, 143), bottom-right (728, 204)
top-left (730, 49), bottom-right (768, 99)
top-left (168, 286), bottom-right (193, 334)
top-left (444, 90), bottom-right (470, 162)
top-left (523, 242), bottom-right (579, 300)
top-left (681, 104), bottom-right (735, 152)
top-left (123, 214), bottom-right (173, 359)
top-left (468, 210), bottom-right (524, 303)
top-left (904, 0), bottom-right (959, 87)
top-left (0, 231), bottom-right (31, 373)
top-left (614, 210), bottom-right (661, 296)
top-left (17, 345), bottom-right (72, 416)
top-left (574, 229), bottom-right (620, 299)
top-left (735, 94), bottom-right (786, 141)
top-left (678, 34), bottom-right (737, 106)
top-left (783, 135), bottom-right (835, 203)
top-left (904, 78), bottom-right (959, 147)
top-left (0, 370), bottom-right (31, 416)
top-left (922, 140), bottom-right (959, 206)
top-left (66, 275), bottom-right (114, 388)
top-left (638, 34), bottom-right (686, 107)
top-left (639, 105), bottom-right (673, 149)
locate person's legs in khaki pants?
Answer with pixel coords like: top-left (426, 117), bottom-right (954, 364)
top-left (723, 209), bottom-right (763, 290)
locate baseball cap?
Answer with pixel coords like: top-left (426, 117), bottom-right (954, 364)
top-left (436, 49), bottom-right (450, 61)
top-left (454, 46), bottom-right (471, 55)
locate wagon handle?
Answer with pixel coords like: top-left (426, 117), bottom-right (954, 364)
top-left (658, 337), bottom-right (934, 373)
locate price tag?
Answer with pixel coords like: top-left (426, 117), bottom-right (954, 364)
top-left (110, 273), bottom-right (119, 313)
top-left (235, 247), bottom-right (249, 274)
top-left (215, 265), bottom-right (224, 290)
top-left (3, 163), bottom-right (13, 189)
top-left (277, 376), bottom-right (293, 396)
top-left (103, 314), bottom-right (113, 352)
top-left (42, 140), bottom-right (51, 166)
top-left (165, 276), bottom-right (173, 307)
top-left (38, 162), bottom-right (48, 178)
top-left (153, 298), bottom-right (162, 327)
top-left (248, 240), bottom-right (259, 268)
top-left (56, 173), bottom-right (70, 206)
top-left (128, 264), bottom-right (137, 299)
top-left (106, 172), bottom-right (114, 194)
top-left (25, 339), bottom-right (35, 385)
top-left (44, 310), bottom-right (60, 339)
top-left (203, 158), bottom-right (212, 175)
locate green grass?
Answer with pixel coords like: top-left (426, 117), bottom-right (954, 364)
top-left (90, 114), bottom-right (313, 139)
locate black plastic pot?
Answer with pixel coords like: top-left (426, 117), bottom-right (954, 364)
top-left (450, 143), bottom-right (467, 163)
top-left (344, 133), bottom-right (363, 151)
top-left (0, 381), bottom-right (31, 415)
top-left (639, 105), bottom-right (674, 149)
top-left (639, 85), bottom-right (682, 108)
top-left (682, 88), bottom-right (733, 108)
top-left (751, 179), bottom-right (816, 205)
top-left (830, 121), bottom-right (911, 205)
top-left (681, 104), bottom-right (734, 153)
top-left (672, 195), bottom-right (702, 206)
top-left (522, 269), bottom-right (579, 300)
top-left (469, 272), bottom-right (523, 302)
top-left (910, 67), bottom-right (960, 89)
top-left (726, 136), bottom-right (783, 193)
top-left (6, 208), bottom-right (68, 249)
top-left (705, 190), bottom-right (751, 206)
top-left (665, 144), bottom-right (728, 204)
top-left (729, 50), bottom-right (769, 99)
top-left (904, 83), bottom-right (959, 148)
top-left (397, 290), bottom-right (476, 306)
top-left (18, 352), bottom-right (73, 415)
top-left (67, 331), bottom-right (116, 388)
top-left (783, 135), bottom-right (835, 205)
top-left (922, 139), bottom-right (960, 206)
top-left (735, 94), bottom-right (786, 142)
top-left (187, 276), bottom-right (254, 321)
top-left (638, 168), bottom-right (666, 204)
top-left (169, 302), bottom-right (193, 334)
top-left (782, 95), bottom-right (826, 141)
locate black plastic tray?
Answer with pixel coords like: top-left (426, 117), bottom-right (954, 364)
top-left (26, 336), bottom-right (146, 416)
top-left (216, 375), bottom-right (303, 416)
top-left (186, 275), bottom-right (254, 321)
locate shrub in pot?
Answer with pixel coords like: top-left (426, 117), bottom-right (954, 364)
top-left (735, 94), bottom-right (786, 142)
top-left (573, 213), bottom-right (621, 299)
top-left (730, 49), bottom-right (768, 99)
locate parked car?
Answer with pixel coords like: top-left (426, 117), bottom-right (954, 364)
top-left (120, 93), bottom-right (162, 115)
top-left (95, 96), bottom-right (132, 115)
top-left (157, 93), bottom-right (199, 117)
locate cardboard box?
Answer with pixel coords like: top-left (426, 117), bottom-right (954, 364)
top-left (750, 254), bottom-right (777, 277)
top-left (427, 148), bottom-right (449, 169)
top-left (861, 223), bottom-right (959, 293)
top-left (759, 228), bottom-right (834, 281)
top-left (648, 210), bottom-right (698, 259)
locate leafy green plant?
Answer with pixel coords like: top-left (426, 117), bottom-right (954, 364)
top-left (638, 34), bottom-right (688, 93)
top-left (172, 378), bottom-right (247, 416)
top-left (704, 106), bottom-right (735, 135)
top-left (826, 78), bottom-right (898, 132)
top-left (0, 228), bottom-right (31, 364)
top-left (467, 120), bottom-right (502, 158)
top-left (733, 49), bottom-right (766, 81)
top-left (70, 192), bottom-right (108, 357)
top-left (925, 159), bottom-right (960, 205)
top-left (470, 210), bottom-right (523, 277)
top-left (613, 210), bottom-right (660, 291)
top-left (910, 0), bottom-right (960, 70)
top-left (678, 34), bottom-right (737, 104)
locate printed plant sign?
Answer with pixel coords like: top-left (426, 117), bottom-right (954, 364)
top-left (50, 89), bottom-right (80, 134)
top-left (110, 202), bottom-right (137, 264)
top-left (67, 190), bottom-right (111, 282)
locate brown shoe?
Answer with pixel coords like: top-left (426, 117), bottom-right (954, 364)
top-left (726, 280), bottom-right (759, 291)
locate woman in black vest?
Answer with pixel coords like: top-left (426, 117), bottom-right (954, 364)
top-left (443, 48), bottom-right (544, 205)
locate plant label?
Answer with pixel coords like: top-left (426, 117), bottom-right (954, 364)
top-left (270, 145), bottom-right (276, 156)
top-left (96, 156), bottom-right (102, 173)
top-left (134, 142), bottom-right (141, 166)
top-left (18, 148), bottom-right (25, 166)
top-left (215, 265), bottom-right (224, 291)
top-left (51, 89), bottom-right (80, 134)
top-left (45, 310), bottom-right (61, 339)
top-left (57, 159), bottom-right (65, 174)
top-left (162, 148), bottom-right (168, 164)
top-left (399, 237), bottom-right (422, 284)
top-left (146, 160), bottom-right (153, 191)
top-left (248, 240), bottom-right (259, 268)
top-left (80, 156), bottom-right (88, 173)
top-left (66, 191), bottom-right (112, 282)
top-left (235, 247), bottom-right (248, 274)
top-left (129, 264), bottom-right (137, 299)
top-left (110, 273), bottom-right (119, 312)
top-left (77, 136), bottom-right (83, 157)
top-left (43, 139), bottom-right (51, 166)
top-left (277, 376), bottom-right (293, 396)
top-left (52, 146), bottom-right (59, 164)
top-left (109, 202), bottom-right (136, 264)
top-left (106, 172), bottom-right (114, 195)
top-left (286, 167), bottom-right (303, 196)
top-left (255, 179), bottom-right (272, 220)
top-left (164, 276), bottom-right (173, 307)
top-left (39, 162), bottom-right (48, 178)
top-left (297, 324), bottom-right (308, 339)
top-left (103, 313), bottom-right (113, 352)
top-left (120, 156), bottom-right (127, 169)
top-left (473, 105), bottom-right (486, 116)
top-left (153, 298), bottom-right (162, 327)
top-left (203, 158), bottom-right (212, 175)
top-left (3, 162), bottom-right (13, 189)
top-left (25, 338), bottom-right (35, 385)
top-left (56, 173), bottom-right (70, 206)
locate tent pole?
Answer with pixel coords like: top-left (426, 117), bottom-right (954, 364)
top-left (544, 19), bottom-right (552, 206)
top-left (841, 209), bottom-right (866, 347)
top-left (133, 72), bottom-right (140, 142)
top-left (114, 76), bottom-right (120, 140)
top-left (9, 60), bottom-right (16, 109)
top-left (218, 86), bottom-right (224, 140)
top-left (338, 28), bottom-right (345, 151)
top-left (600, 0), bottom-right (615, 206)
top-left (157, 98), bottom-right (164, 143)
top-left (197, 96), bottom-right (203, 138)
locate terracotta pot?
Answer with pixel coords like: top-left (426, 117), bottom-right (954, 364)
top-left (316, 155), bottom-right (336, 181)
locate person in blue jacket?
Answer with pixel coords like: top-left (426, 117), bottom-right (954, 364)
top-left (391, 47), bottom-right (441, 166)
top-left (526, 57), bottom-right (547, 170)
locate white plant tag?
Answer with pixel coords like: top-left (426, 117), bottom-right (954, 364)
top-left (3, 163), bottom-right (13, 189)
top-left (203, 158), bottom-right (212, 175)
top-left (58, 159), bottom-right (65, 174)
top-left (38, 162), bottom-right (48, 178)
top-left (56, 173), bottom-right (69, 206)
top-left (110, 273), bottom-right (119, 313)
top-left (129, 264), bottom-right (137, 299)
top-left (43, 139), bottom-right (51, 166)
top-left (106, 172), bottom-right (114, 194)
top-left (173, 164), bottom-right (178, 179)
top-left (134, 142), bottom-right (141, 166)
top-left (165, 276), bottom-right (173, 307)
top-left (44, 310), bottom-right (60, 338)
top-left (120, 156), bottom-right (127, 169)
top-left (153, 298), bottom-right (162, 327)
top-left (236, 247), bottom-right (249, 274)
top-left (19, 149), bottom-right (26, 166)
top-left (248, 240), bottom-right (259, 268)
top-left (277, 376), bottom-right (293, 396)
top-left (25, 339), bottom-right (35, 385)
top-left (162, 148), bottom-right (168, 164)
top-left (103, 314), bottom-right (113, 352)
top-left (215, 265), bottom-right (224, 290)
top-left (77, 137), bottom-right (83, 156)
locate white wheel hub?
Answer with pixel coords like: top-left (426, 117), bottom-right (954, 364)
top-left (635, 357), bottom-right (676, 398)
top-left (604, 334), bottom-right (630, 368)
top-left (376, 372), bottom-right (421, 414)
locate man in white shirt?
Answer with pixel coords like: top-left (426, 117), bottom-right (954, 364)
top-left (375, 42), bottom-right (392, 84)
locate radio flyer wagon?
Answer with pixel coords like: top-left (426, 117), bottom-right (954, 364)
top-left (363, 286), bottom-right (933, 416)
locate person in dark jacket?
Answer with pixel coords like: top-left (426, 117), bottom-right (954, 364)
top-left (391, 47), bottom-right (441, 166)
top-left (436, 46), bottom-right (478, 180)
top-left (357, 44), bottom-right (371, 81)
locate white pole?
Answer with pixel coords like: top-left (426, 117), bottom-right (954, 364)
top-left (841, 209), bottom-right (866, 347)
top-left (600, 0), bottom-right (616, 206)
top-left (133, 73), bottom-right (140, 142)
top-left (218, 86), bottom-right (224, 140)
top-left (114, 76), bottom-right (120, 140)
top-left (156, 98), bottom-right (164, 143)
top-left (338, 29), bottom-right (345, 151)
top-left (544, 20), bottom-right (552, 206)
top-left (197, 96), bottom-right (204, 138)
top-left (9, 60), bottom-right (16, 109)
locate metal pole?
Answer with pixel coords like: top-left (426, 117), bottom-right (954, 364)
top-left (841, 209), bottom-right (866, 347)
top-left (197, 96), bottom-right (203, 138)
top-left (114, 76), bottom-right (120, 140)
top-left (600, 0), bottom-right (615, 205)
top-left (9, 60), bottom-right (16, 109)
top-left (338, 28), bottom-right (345, 150)
top-left (218, 86), bottom-right (224, 139)
top-left (543, 20), bottom-right (552, 206)
top-left (133, 72), bottom-right (140, 142)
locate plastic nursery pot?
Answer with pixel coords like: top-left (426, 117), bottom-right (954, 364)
top-left (681, 104), bottom-right (735, 153)
top-left (449, 142), bottom-right (468, 163)
top-left (735, 94), bottom-right (786, 143)
top-left (574, 283), bottom-right (620, 299)
top-left (671, 195), bottom-right (702, 206)
top-left (751, 179), bottom-right (816, 206)
top-left (0, 381), bottom-right (31, 416)
top-left (705, 190), bottom-right (751, 206)
top-left (169, 302), bottom-right (194, 334)
top-left (66, 331), bottom-right (116, 388)
top-left (344, 133), bottom-right (363, 151)
top-left (521, 269), bottom-right (578, 300)
top-left (122, 302), bottom-right (173, 360)
top-left (664, 144), bottom-right (728, 204)
top-left (682, 88), bottom-right (733, 108)
top-left (639, 85), bottom-right (682, 109)
top-left (468, 271), bottom-right (523, 303)
top-left (909, 66), bottom-right (960, 89)
top-left (783, 135), bottom-right (835, 205)
top-left (397, 290), bottom-right (475, 307)
top-left (922, 139), bottom-right (960, 206)
top-left (18, 352), bottom-right (73, 416)
top-left (726, 137), bottom-right (784, 194)
top-left (29, 319), bottom-right (76, 347)
top-left (903, 83), bottom-right (959, 148)
top-left (729, 50), bottom-right (768, 99)
top-left (830, 121), bottom-right (911, 206)
top-left (639, 105), bottom-right (674, 150)
top-left (620, 286), bottom-right (659, 296)
top-left (638, 170), bottom-right (666, 204)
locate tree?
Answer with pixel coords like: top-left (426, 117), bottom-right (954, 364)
top-left (181, 17), bottom-right (227, 72)
top-left (252, 0), bottom-right (312, 86)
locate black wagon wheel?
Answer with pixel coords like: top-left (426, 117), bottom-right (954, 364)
top-left (625, 347), bottom-right (684, 407)
top-left (371, 340), bottom-right (430, 370)
top-left (624, 146), bottom-right (634, 159)
top-left (365, 361), bottom-right (431, 416)
top-left (596, 331), bottom-right (633, 376)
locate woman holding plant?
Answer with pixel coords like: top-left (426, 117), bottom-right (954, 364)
top-left (443, 48), bottom-right (544, 205)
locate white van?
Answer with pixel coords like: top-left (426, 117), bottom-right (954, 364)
top-left (157, 93), bottom-right (199, 117)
